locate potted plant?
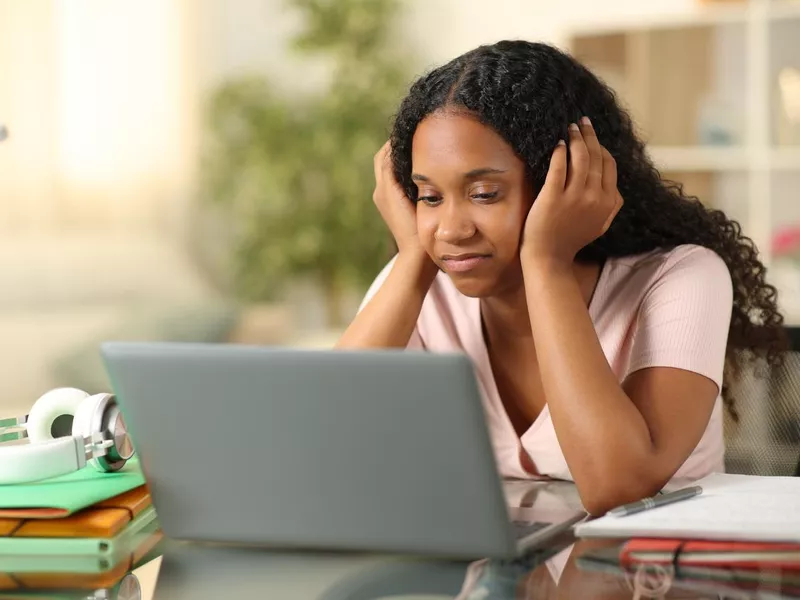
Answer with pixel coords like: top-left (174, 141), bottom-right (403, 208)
top-left (199, 0), bottom-right (414, 330)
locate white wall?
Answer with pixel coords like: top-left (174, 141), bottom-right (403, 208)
top-left (196, 0), bottom-right (333, 95)
top-left (0, 0), bottom-right (197, 236)
top-left (54, 0), bottom-right (196, 234)
top-left (400, 0), bottom-right (699, 64)
top-left (0, 0), bottom-right (59, 233)
top-left (194, 0), bottom-right (702, 86)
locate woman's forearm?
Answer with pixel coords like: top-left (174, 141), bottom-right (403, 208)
top-left (336, 250), bottom-right (437, 349)
top-left (522, 257), bottom-right (657, 514)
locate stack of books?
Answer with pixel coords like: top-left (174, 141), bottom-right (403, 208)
top-left (0, 459), bottom-right (163, 591)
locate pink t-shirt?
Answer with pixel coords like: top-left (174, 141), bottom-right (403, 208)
top-left (360, 244), bottom-right (733, 483)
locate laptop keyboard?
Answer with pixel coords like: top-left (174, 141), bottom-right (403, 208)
top-left (510, 520), bottom-right (550, 540)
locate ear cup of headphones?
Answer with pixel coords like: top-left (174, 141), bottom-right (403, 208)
top-left (26, 387), bottom-right (90, 444)
top-left (72, 393), bottom-right (132, 473)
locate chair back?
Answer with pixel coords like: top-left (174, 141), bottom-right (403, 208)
top-left (723, 327), bottom-right (800, 476)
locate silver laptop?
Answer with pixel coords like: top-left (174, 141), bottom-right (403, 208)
top-left (100, 341), bottom-right (586, 559)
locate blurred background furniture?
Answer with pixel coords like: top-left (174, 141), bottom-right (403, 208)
top-left (724, 326), bottom-right (800, 476)
top-left (565, 0), bottom-right (800, 325)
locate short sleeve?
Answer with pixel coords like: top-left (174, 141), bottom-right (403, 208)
top-left (357, 255), bottom-right (425, 350)
top-left (626, 247), bottom-right (733, 390)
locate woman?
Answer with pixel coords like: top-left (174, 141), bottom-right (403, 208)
top-left (336, 40), bottom-right (785, 515)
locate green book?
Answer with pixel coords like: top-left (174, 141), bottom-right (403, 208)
top-left (0, 505), bottom-right (158, 560)
top-left (0, 457), bottom-right (145, 516)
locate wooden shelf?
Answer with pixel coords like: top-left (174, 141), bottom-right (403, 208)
top-left (648, 146), bottom-right (749, 171)
top-left (645, 146), bottom-right (800, 171)
top-left (566, 4), bottom-right (748, 37)
top-left (567, 3), bottom-right (800, 267)
top-left (566, 0), bottom-right (800, 33)
top-left (770, 147), bottom-right (800, 169)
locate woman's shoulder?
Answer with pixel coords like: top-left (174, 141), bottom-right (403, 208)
top-left (594, 244), bottom-right (733, 322)
top-left (609, 244), bottom-right (731, 287)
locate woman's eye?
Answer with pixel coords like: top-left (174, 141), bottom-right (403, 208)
top-left (418, 195), bottom-right (442, 206)
top-left (471, 191), bottom-right (499, 201)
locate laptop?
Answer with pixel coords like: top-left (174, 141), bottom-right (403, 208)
top-left (100, 341), bottom-right (587, 559)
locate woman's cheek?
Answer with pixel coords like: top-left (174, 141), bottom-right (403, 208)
top-left (416, 213), bottom-right (438, 251)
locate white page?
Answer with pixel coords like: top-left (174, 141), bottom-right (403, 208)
top-left (575, 473), bottom-right (800, 542)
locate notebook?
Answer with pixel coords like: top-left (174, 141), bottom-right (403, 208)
top-left (575, 473), bottom-right (800, 543)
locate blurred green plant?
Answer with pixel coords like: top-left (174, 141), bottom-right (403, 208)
top-left (201, 0), bottom-right (414, 326)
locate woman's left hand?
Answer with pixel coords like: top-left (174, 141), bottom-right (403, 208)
top-left (521, 117), bottom-right (623, 266)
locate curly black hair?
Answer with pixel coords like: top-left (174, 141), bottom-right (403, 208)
top-left (389, 40), bottom-right (787, 417)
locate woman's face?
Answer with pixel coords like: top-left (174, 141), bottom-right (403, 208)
top-left (412, 109), bottom-right (532, 297)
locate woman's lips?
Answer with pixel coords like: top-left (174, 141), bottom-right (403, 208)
top-left (441, 255), bottom-right (490, 273)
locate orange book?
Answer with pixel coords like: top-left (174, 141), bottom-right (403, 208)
top-left (0, 485), bottom-right (151, 539)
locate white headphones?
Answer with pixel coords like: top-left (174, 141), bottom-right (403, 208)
top-left (0, 387), bottom-right (135, 485)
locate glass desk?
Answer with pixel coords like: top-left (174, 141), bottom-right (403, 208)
top-left (2, 534), bottom-right (798, 599)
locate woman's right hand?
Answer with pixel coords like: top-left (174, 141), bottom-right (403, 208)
top-left (372, 141), bottom-right (425, 256)
top-left (335, 142), bottom-right (436, 350)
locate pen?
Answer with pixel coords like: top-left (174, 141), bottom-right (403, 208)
top-left (606, 485), bottom-right (703, 517)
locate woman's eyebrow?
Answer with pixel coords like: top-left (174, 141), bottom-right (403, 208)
top-left (411, 167), bottom-right (507, 182)
top-left (464, 167), bottom-right (507, 178)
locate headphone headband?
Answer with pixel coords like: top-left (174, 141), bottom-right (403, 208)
top-left (0, 415), bottom-right (27, 428)
top-left (0, 414), bottom-right (29, 443)
top-left (0, 437), bottom-right (87, 485)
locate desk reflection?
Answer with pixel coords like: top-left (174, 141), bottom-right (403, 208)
top-left (118, 541), bottom-right (653, 600)
top-left (142, 540), bottom-right (468, 599)
top-left (20, 536), bottom-right (798, 600)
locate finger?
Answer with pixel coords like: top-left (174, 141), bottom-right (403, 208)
top-left (375, 140), bottom-right (390, 163)
top-left (579, 117), bottom-right (604, 185)
top-left (542, 139), bottom-right (568, 193)
top-left (381, 141), bottom-right (394, 173)
top-left (565, 123), bottom-right (589, 191)
top-left (601, 146), bottom-right (618, 196)
top-left (374, 141), bottom-right (390, 183)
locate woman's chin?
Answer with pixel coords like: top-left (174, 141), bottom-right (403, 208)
top-left (447, 274), bottom-right (497, 298)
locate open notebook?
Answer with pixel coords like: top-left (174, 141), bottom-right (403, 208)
top-left (575, 473), bottom-right (800, 543)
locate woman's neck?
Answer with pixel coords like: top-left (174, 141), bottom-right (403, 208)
top-left (481, 260), bottom-right (603, 347)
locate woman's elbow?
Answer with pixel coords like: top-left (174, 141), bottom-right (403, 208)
top-left (575, 468), bottom-right (668, 517)
top-left (579, 487), bottom-right (635, 517)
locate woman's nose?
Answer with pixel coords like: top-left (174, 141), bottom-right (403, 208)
top-left (435, 201), bottom-right (476, 243)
